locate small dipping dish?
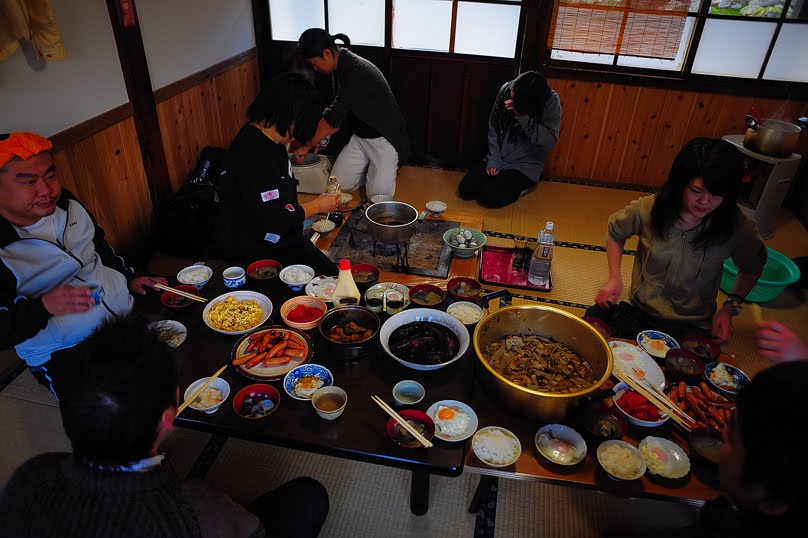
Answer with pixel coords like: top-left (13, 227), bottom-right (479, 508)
top-left (705, 362), bottom-right (750, 398)
top-left (425, 200), bottom-right (447, 217)
top-left (370, 194), bottom-right (393, 204)
top-left (392, 380), bottom-right (425, 406)
top-left (311, 386), bottom-right (348, 420)
top-left (535, 424), bottom-right (587, 466)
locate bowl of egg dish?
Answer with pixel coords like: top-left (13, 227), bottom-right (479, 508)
top-left (638, 436), bottom-right (690, 479)
top-left (426, 400), bottom-right (478, 442)
top-left (283, 364), bottom-right (333, 401)
top-left (534, 424), bottom-right (587, 466)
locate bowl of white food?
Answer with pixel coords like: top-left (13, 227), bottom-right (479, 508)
top-left (177, 264), bottom-right (213, 289)
top-left (279, 264), bottom-right (315, 291)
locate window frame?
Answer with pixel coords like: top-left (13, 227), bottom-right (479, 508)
top-left (537, 0), bottom-right (808, 97)
top-left (265, 0), bottom-right (527, 60)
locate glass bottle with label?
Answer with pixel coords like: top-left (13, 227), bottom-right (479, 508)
top-left (527, 221), bottom-right (554, 287)
top-left (326, 175), bottom-right (341, 195)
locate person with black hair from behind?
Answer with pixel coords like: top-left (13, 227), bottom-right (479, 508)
top-left (0, 315), bottom-right (330, 537)
top-left (293, 28), bottom-right (409, 199)
top-left (218, 72), bottom-right (340, 275)
top-left (458, 70), bottom-right (561, 208)
top-left (588, 137), bottom-right (767, 344)
top-left (621, 360), bottom-right (808, 538)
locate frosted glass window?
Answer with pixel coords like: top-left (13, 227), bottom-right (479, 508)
top-left (691, 19), bottom-right (775, 78)
top-left (617, 17), bottom-right (695, 71)
top-left (269, 0), bottom-right (325, 42)
top-left (392, 0), bottom-right (452, 52)
top-left (786, 0), bottom-right (806, 18)
top-left (329, 0), bottom-right (385, 46)
top-left (454, 2), bottom-right (520, 58)
top-left (763, 24), bottom-right (808, 82)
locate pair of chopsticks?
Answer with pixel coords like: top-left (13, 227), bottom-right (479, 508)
top-left (615, 369), bottom-right (694, 431)
top-left (154, 283), bottom-right (207, 303)
top-left (177, 365), bottom-right (228, 416)
top-left (371, 395), bottom-right (433, 448)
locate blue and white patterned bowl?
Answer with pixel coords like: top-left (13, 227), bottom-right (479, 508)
top-left (636, 330), bottom-right (680, 359)
top-left (704, 362), bottom-right (750, 398)
top-left (283, 364), bottom-right (334, 401)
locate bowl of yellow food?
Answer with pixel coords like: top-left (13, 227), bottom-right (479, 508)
top-left (203, 291), bottom-right (272, 335)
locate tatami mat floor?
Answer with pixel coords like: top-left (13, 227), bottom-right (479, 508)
top-left (2, 165), bottom-right (806, 537)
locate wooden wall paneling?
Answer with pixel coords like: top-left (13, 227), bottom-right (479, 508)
top-left (458, 63), bottom-right (515, 163)
top-left (618, 86), bottom-right (668, 184)
top-left (427, 60), bottom-right (465, 158)
top-left (157, 81), bottom-right (218, 192)
top-left (644, 91), bottom-right (698, 185)
top-left (211, 58), bottom-right (260, 148)
top-left (590, 84), bottom-right (640, 182)
top-left (390, 57), bottom-right (431, 157)
top-left (710, 95), bottom-right (756, 139)
top-left (681, 92), bottom-right (727, 143)
top-left (562, 81), bottom-right (612, 179)
top-left (53, 120), bottom-right (152, 256)
top-left (544, 78), bottom-right (581, 178)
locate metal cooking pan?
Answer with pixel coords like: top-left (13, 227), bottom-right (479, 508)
top-left (744, 116), bottom-right (802, 157)
top-left (363, 201), bottom-right (426, 244)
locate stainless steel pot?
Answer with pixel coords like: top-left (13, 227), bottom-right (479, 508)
top-left (473, 305), bottom-right (613, 422)
top-left (364, 201), bottom-right (422, 244)
top-left (744, 116), bottom-right (802, 157)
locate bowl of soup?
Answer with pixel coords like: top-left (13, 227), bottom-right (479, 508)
top-left (408, 284), bottom-right (445, 308)
top-left (247, 259), bottom-right (282, 281)
top-left (447, 277), bottom-right (482, 302)
top-left (350, 263), bottom-right (380, 291)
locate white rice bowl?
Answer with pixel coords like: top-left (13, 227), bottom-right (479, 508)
top-left (472, 426), bottom-right (521, 467)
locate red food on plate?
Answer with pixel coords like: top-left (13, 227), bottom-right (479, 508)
top-left (617, 391), bottom-right (660, 421)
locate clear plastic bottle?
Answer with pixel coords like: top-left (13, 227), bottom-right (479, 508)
top-left (527, 221), bottom-right (554, 287)
top-left (332, 259), bottom-right (360, 306)
top-left (326, 175), bottom-right (341, 195)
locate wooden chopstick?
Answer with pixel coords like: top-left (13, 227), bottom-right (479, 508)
top-left (177, 365), bottom-right (228, 416)
top-left (154, 283), bottom-right (207, 303)
top-left (632, 373), bottom-right (696, 424)
top-left (615, 372), bottom-right (693, 431)
top-left (371, 395), bottom-right (434, 448)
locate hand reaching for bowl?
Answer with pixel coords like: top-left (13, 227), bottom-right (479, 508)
top-left (757, 320), bottom-right (808, 363)
top-left (292, 144), bottom-right (314, 164)
top-left (596, 277), bottom-right (622, 308)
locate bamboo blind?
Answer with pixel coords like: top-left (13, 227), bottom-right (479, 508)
top-left (549, 0), bottom-right (691, 60)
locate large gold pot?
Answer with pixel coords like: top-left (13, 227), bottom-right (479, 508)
top-left (473, 305), bottom-right (612, 422)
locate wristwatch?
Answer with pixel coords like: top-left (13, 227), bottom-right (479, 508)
top-left (723, 294), bottom-right (744, 316)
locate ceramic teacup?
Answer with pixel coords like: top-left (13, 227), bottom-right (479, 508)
top-left (223, 266), bottom-right (246, 289)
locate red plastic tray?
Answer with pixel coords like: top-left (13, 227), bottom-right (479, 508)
top-left (478, 245), bottom-right (552, 292)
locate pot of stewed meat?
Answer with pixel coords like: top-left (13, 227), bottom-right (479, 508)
top-left (473, 305), bottom-right (612, 422)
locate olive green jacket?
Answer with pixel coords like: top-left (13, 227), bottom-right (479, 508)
top-left (607, 195), bottom-right (766, 329)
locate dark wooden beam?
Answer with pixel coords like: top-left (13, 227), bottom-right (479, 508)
top-left (104, 0), bottom-right (171, 211)
top-left (251, 0), bottom-right (272, 89)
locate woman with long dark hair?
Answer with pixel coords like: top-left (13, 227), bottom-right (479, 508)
top-left (458, 70), bottom-right (561, 208)
top-left (589, 137), bottom-right (767, 344)
top-left (292, 29), bottom-right (409, 199)
top-left (217, 72), bottom-right (340, 275)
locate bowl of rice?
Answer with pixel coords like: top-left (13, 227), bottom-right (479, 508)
top-left (183, 377), bottom-right (230, 414)
top-left (472, 426), bottom-right (521, 468)
top-left (446, 301), bottom-right (484, 327)
top-left (597, 439), bottom-right (646, 480)
top-left (279, 264), bottom-right (315, 291)
top-left (177, 264), bottom-right (213, 289)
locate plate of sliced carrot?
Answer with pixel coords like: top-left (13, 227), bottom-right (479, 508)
top-left (231, 326), bottom-right (313, 381)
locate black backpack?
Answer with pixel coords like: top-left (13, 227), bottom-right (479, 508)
top-left (152, 146), bottom-right (228, 259)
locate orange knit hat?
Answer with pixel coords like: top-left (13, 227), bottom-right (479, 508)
top-left (0, 133), bottom-right (53, 169)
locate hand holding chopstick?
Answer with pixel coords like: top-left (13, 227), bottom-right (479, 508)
top-left (371, 395), bottom-right (433, 448)
top-left (177, 365), bottom-right (227, 416)
top-left (154, 283), bottom-right (207, 303)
